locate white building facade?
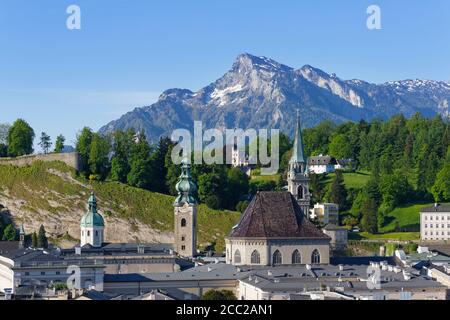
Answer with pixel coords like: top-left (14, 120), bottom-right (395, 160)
top-left (420, 204), bottom-right (450, 241)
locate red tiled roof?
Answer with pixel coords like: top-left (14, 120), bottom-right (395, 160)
top-left (228, 192), bottom-right (330, 239)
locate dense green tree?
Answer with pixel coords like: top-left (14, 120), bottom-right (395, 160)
top-left (361, 198), bottom-right (379, 234)
top-left (7, 119), bottom-right (35, 157)
top-left (148, 137), bottom-right (173, 193)
top-left (224, 167), bottom-right (249, 209)
top-left (328, 134), bottom-right (352, 159)
top-left (236, 200), bottom-right (250, 213)
top-left (76, 127), bottom-right (94, 174)
top-left (88, 133), bottom-right (111, 180)
top-left (127, 158), bottom-right (152, 189)
top-left (432, 163), bottom-right (450, 202)
top-left (32, 231), bottom-right (38, 247)
top-left (379, 172), bottom-right (412, 213)
top-left (37, 225), bottom-right (48, 248)
top-left (38, 132), bottom-right (52, 154)
top-left (198, 172), bottom-right (222, 208)
top-left (202, 289), bottom-right (237, 300)
top-left (0, 143), bottom-right (7, 157)
top-left (309, 173), bottom-right (326, 204)
top-left (54, 134), bottom-right (65, 153)
top-left (325, 171), bottom-right (348, 210)
top-left (127, 131), bottom-right (152, 189)
top-left (2, 224), bottom-right (18, 241)
top-left (109, 130), bottom-right (135, 183)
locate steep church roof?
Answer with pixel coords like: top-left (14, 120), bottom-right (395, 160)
top-left (228, 192), bottom-right (330, 239)
top-left (290, 110), bottom-right (307, 164)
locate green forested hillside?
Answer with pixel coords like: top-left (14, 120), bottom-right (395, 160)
top-left (0, 161), bottom-right (240, 251)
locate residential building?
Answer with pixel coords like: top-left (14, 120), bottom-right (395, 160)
top-left (420, 204), bottom-right (450, 241)
top-left (323, 224), bottom-right (348, 250)
top-left (308, 155), bottom-right (337, 174)
top-left (310, 203), bottom-right (339, 225)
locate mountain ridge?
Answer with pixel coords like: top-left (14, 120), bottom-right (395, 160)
top-left (100, 53), bottom-right (450, 141)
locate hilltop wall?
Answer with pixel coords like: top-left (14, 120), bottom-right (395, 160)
top-left (0, 152), bottom-right (81, 171)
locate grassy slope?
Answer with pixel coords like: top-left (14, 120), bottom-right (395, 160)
top-left (380, 202), bottom-right (450, 233)
top-left (0, 161), bottom-right (240, 251)
top-left (324, 171), bottom-right (371, 190)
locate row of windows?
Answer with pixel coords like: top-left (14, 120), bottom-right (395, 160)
top-left (424, 231), bottom-right (450, 236)
top-left (234, 249), bottom-right (321, 265)
top-left (24, 271), bottom-right (61, 276)
top-left (423, 224), bottom-right (450, 228)
top-left (424, 215), bottom-right (450, 221)
top-left (81, 230), bottom-right (101, 237)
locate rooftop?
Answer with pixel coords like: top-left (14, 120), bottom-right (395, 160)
top-left (420, 204), bottom-right (450, 213)
top-left (228, 192), bottom-right (330, 239)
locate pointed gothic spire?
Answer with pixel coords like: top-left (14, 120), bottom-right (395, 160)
top-left (290, 109), bottom-right (306, 164)
top-left (174, 157), bottom-right (198, 206)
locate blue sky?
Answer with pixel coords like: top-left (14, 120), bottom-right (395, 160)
top-left (0, 0), bottom-right (449, 149)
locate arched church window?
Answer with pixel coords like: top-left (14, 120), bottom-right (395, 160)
top-left (181, 218), bottom-right (187, 227)
top-left (251, 250), bottom-right (261, 264)
top-left (234, 250), bottom-right (241, 264)
top-left (272, 250), bottom-right (282, 265)
top-left (311, 249), bottom-right (321, 264)
top-left (292, 250), bottom-right (301, 264)
top-left (297, 186), bottom-right (303, 199)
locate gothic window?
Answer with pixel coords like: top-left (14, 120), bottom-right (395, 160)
top-left (181, 245), bottom-right (186, 251)
top-left (297, 186), bottom-right (304, 199)
top-left (87, 230), bottom-right (90, 237)
top-left (234, 250), bottom-right (242, 264)
top-left (95, 230), bottom-right (98, 237)
top-left (251, 250), bottom-right (260, 264)
top-left (272, 250), bottom-right (282, 265)
top-left (311, 249), bottom-right (321, 264)
top-left (181, 218), bottom-right (187, 227)
top-left (292, 250), bottom-right (301, 264)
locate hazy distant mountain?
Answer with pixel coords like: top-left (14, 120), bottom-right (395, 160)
top-left (99, 53), bottom-right (450, 140)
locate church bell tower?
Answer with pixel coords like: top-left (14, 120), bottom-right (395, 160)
top-left (173, 157), bottom-right (197, 258)
top-left (288, 110), bottom-right (311, 215)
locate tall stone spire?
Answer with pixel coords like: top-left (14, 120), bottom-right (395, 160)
top-left (173, 157), bottom-right (197, 258)
top-left (287, 109), bottom-right (311, 215)
top-left (290, 109), bottom-right (307, 165)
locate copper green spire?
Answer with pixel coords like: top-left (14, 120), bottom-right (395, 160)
top-left (81, 192), bottom-right (105, 227)
top-left (174, 157), bottom-right (197, 206)
top-left (290, 109), bottom-right (307, 164)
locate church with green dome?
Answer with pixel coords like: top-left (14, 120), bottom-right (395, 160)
top-left (80, 192), bottom-right (105, 248)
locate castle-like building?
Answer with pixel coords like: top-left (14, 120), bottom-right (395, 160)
top-left (225, 111), bottom-right (330, 266)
